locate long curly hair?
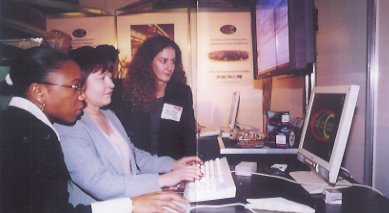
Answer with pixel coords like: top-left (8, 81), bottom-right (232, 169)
top-left (122, 35), bottom-right (187, 112)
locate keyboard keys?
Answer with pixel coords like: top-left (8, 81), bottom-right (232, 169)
top-left (184, 157), bottom-right (236, 202)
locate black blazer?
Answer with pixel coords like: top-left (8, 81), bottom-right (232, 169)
top-left (0, 107), bottom-right (91, 213)
top-left (111, 81), bottom-right (197, 160)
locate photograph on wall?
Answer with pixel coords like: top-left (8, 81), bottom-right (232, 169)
top-left (130, 24), bottom-right (174, 57)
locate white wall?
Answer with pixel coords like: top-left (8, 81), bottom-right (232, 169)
top-left (315, 0), bottom-right (367, 182)
top-left (271, 76), bottom-right (304, 119)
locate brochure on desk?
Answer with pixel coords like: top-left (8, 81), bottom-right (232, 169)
top-left (218, 136), bottom-right (298, 154)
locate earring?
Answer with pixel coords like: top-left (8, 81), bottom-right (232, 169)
top-left (38, 94), bottom-right (46, 112)
top-left (39, 102), bottom-right (46, 112)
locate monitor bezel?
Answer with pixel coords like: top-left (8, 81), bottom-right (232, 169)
top-left (228, 91), bottom-right (240, 130)
top-left (296, 85), bottom-right (359, 184)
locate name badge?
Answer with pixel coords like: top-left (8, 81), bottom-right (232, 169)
top-left (161, 103), bottom-right (183, 122)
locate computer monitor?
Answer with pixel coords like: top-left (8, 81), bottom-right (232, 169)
top-left (198, 91), bottom-right (240, 138)
top-left (228, 91), bottom-right (240, 130)
top-left (255, 0), bottom-right (316, 79)
top-left (295, 85), bottom-right (359, 185)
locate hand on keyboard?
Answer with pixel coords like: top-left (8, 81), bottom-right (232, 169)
top-left (172, 156), bottom-right (204, 170)
top-left (163, 200), bottom-right (190, 213)
top-left (159, 156), bottom-right (204, 188)
top-left (184, 157), bottom-right (236, 202)
top-left (132, 191), bottom-right (189, 213)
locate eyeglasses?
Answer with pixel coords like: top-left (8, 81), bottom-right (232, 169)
top-left (39, 81), bottom-right (82, 90)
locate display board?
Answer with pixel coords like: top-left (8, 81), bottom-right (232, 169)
top-left (196, 10), bottom-right (262, 129)
top-left (46, 16), bottom-right (116, 49)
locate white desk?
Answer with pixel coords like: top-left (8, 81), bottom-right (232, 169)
top-left (217, 136), bottom-right (298, 154)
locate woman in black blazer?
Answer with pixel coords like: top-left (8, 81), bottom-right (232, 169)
top-left (111, 35), bottom-right (197, 159)
top-left (0, 46), bottom-right (187, 213)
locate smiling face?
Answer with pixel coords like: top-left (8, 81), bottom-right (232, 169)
top-left (151, 46), bottom-right (176, 85)
top-left (41, 60), bottom-right (85, 124)
top-left (84, 69), bottom-right (115, 109)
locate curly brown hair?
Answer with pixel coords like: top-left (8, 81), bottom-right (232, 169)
top-left (122, 35), bottom-right (187, 112)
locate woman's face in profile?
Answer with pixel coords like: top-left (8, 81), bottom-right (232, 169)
top-left (84, 69), bottom-right (115, 109)
top-left (152, 46), bottom-right (176, 84)
top-left (42, 60), bottom-right (85, 123)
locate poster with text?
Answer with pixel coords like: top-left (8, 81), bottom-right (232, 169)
top-left (195, 11), bottom-right (261, 129)
top-left (196, 11), bottom-right (254, 87)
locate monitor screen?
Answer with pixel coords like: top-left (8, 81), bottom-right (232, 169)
top-left (255, 0), bottom-right (316, 79)
top-left (228, 91), bottom-right (240, 129)
top-left (303, 93), bottom-right (345, 161)
top-left (256, 0), bottom-right (289, 75)
top-left (296, 85), bottom-right (359, 184)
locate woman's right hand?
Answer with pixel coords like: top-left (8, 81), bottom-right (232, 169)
top-left (159, 164), bottom-right (202, 187)
top-left (132, 191), bottom-right (188, 213)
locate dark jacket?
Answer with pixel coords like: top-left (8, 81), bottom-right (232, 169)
top-left (0, 107), bottom-right (91, 213)
top-left (110, 80), bottom-right (197, 159)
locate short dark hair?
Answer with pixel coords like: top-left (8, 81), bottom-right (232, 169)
top-left (69, 46), bottom-right (111, 82)
top-left (10, 46), bottom-right (71, 97)
top-left (96, 44), bottom-right (119, 73)
top-left (96, 44), bottom-right (119, 63)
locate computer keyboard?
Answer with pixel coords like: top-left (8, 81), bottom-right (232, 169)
top-left (183, 157), bottom-right (236, 202)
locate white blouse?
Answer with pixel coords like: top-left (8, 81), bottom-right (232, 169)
top-left (102, 121), bottom-right (132, 175)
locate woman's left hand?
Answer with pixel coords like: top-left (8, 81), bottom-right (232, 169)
top-left (171, 156), bottom-right (203, 170)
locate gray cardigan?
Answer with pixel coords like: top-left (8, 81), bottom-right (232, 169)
top-left (54, 109), bottom-right (175, 206)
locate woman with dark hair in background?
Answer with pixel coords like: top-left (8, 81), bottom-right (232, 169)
top-left (0, 46), bottom-right (188, 213)
top-left (110, 35), bottom-right (197, 159)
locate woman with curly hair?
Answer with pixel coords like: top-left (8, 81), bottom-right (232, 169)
top-left (110, 35), bottom-right (197, 159)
